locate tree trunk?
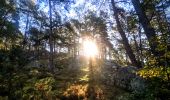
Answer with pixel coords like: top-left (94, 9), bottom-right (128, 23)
top-left (131, 0), bottom-right (159, 57)
top-left (49, 0), bottom-right (54, 72)
top-left (23, 13), bottom-right (29, 49)
top-left (133, 35), bottom-right (140, 61)
top-left (73, 36), bottom-right (76, 59)
top-left (111, 0), bottom-right (141, 68)
top-left (138, 26), bottom-right (144, 66)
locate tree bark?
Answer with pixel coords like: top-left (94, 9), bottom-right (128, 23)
top-left (133, 35), bottom-right (140, 61)
top-left (131, 0), bottom-right (159, 57)
top-left (111, 0), bottom-right (141, 68)
top-left (49, 0), bottom-right (54, 72)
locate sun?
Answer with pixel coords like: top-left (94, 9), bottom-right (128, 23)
top-left (83, 39), bottom-right (98, 57)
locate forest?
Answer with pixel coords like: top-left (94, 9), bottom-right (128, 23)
top-left (0, 0), bottom-right (170, 99)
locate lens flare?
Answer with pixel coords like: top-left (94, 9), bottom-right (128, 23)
top-left (83, 39), bottom-right (98, 57)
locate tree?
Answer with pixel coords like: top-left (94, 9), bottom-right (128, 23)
top-left (111, 0), bottom-right (141, 68)
top-left (131, 0), bottom-right (160, 58)
top-left (48, 0), bottom-right (54, 72)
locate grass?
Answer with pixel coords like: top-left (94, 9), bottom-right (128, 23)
top-left (53, 62), bottom-right (129, 100)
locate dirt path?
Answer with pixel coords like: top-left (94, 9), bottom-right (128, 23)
top-left (55, 61), bottom-right (128, 100)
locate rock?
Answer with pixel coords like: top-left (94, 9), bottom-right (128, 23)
top-left (130, 76), bottom-right (146, 93)
top-left (110, 66), bottom-right (145, 91)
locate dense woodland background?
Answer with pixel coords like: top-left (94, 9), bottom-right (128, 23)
top-left (0, 0), bottom-right (170, 99)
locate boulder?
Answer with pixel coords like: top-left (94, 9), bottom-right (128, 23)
top-left (110, 66), bottom-right (145, 91)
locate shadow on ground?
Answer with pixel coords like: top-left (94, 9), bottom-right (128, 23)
top-left (55, 61), bottom-right (128, 100)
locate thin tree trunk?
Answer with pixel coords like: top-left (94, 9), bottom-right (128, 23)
top-left (49, 0), bottom-right (54, 72)
top-left (73, 36), bottom-right (76, 59)
top-left (111, 0), bottom-right (141, 68)
top-left (53, 40), bottom-right (56, 53)
top-left (133, 35), bottom-right (140, 61)
top-left (138, 25), bottom-right (144, 66)
top-left (23, 13), bottom-right (29, 49)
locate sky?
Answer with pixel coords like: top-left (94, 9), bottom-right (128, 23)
top-left (19, 0), bottom-right (170, 30)
top-left (166, 7), bottom-right (170, 18)
top-left (18, 0), bottom-right (137, 52)
top-left (19, 0), bottom-right (112, 31)
top-left (19, 0), bottom-right (170, 51)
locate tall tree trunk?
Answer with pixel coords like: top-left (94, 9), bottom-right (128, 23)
top-left (131, 0), bottom-right (159, 57)
top-left (73, 36), bottom-right (76, 59)
top-left (49, 0), bottom-right (54, 72)
top-left (53, 40), bottom-right (56, 53)
top-left (133, 35), bottom-right (140, 61)
top-left (138, 25), bottom-right (144, 66)
top-left (111, 0), bottom-right (141, 68)
top-left (23, 13), bottom-right (29, 49)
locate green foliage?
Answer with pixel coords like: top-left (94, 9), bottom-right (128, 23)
top-left (22, 76), bottom-right (57, 100)
top-left (134, 63), bottom-right (170, 99)
top-left (138, 66), bottom-right (170, 80)
top-left (0, 0), bottom-right (170, 99)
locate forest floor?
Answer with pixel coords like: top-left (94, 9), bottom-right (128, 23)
top-left (55, 60), bottom-right (128, 100)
